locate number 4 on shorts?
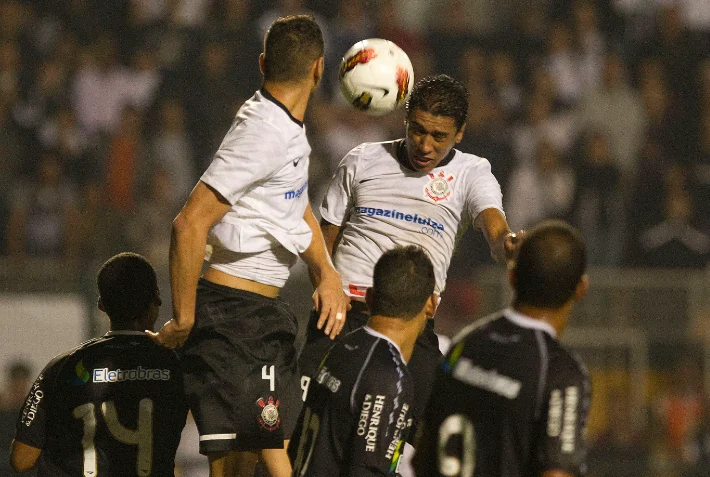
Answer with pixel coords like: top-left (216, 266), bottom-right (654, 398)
top-left (262, 365), bottom-right (275, 392)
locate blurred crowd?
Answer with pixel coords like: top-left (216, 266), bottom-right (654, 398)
top-left (1, 0), bottom-right (710, 475)
top-left (1, 0), bottom-right (710, 270)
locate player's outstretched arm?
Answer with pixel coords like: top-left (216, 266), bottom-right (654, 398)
top-left (301, 204), bottom-right (349, 339)
top-left (476, 208), bottom-right (524, 266)
top-left (147, 182), bottom-right (231, 348)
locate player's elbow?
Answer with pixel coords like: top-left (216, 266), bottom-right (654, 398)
top-left (9, 440), bottom-right (41, 473)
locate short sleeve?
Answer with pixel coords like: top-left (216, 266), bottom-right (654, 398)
top-left (348, 360), bottom-right (413, 476)
top-left (14, 359), bottom-right (62, 449)
top-left (200, 120), bottom-right (286, 205)
top-left (463, 158), bottom-right (504, 227)
top-left (319, 146), bottom-right (360, 227)
top-left (539, 357), bottom-right (591, 476)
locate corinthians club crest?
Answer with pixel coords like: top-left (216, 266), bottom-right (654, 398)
top-left (424, 171), bottom-right (455, 202)
top-left (257, 396), bottom-right (281, 431)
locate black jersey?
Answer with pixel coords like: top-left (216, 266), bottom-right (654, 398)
top-left (289, 327), bottom-right (414, 476)
top-left (413, 310), bottom-right (591, 477)
top-left (14, 331), bottom-right (188, 477)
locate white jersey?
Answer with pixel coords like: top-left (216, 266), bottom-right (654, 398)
top-left (320, 140), bottom-right (503, 297)
top-left (200, 89), bottom-right (312, 287)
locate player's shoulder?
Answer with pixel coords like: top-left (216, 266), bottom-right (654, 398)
top-left (343, 140), bottom-right (399, 165)
top-left (443, 149), bottom-right (493, 176)
top-left (548, 342), bottom-right (589, 384)
top-left (449, 311), bottom-right (507, 347)
top-left (227, 91), bottom-right (302, 142)
top-left (341, 328), bottom-right (408, 376)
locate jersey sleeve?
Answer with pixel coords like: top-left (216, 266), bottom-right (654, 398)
top-left (538, 355), bottom-right (591, 476)
top-left (200, 120), bottom-right (287, 205)
top-left (14, 357), bottom-right (63, 449)
top-left (319, 146), bottom-right (360, 227)
top-left (463, 158), bottom-right (505, 227)
top-left (347, 358), bottom-right (413, 476)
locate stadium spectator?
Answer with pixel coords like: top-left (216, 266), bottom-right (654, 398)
top-left (71, 36), bottom-right (136, 137)
top-left (6, 151), bottom-right (79, 259)
top-left (571, 131), bottom-right (625, 266)
top-left (9, 252), bottom-right (188, 475)
top-left (576, 50), bottom-right (647, 180)
top-left (413, 220), bottom-right (591, 477)
top-left (636, 186), bottom-right (710, 268)
top-left (505, 139), bottom-right (576, 231)
top-left (289, 246), bottom-right (436, 475)
top-left (103, 105), bottom-right (152, 217)
top-left (149, 98), bottom-right (195, 202)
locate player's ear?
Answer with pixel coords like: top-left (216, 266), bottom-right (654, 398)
top-left (425, 294), bottom-right (437, 319)
top-left (574, 274), bottom-right (589, 302)
top-left (455, 122), bottom-right (466, 143)
top-left (313, 56), bottom-right (324, 86)
top-left (259, 53), bottom-right (265, 75)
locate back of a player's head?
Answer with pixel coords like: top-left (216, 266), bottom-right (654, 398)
top-left (406, 74), bottom-right (469, 130)
top-left (514, 221), bottom-right (587, 309)
top-left (370, 246), bottom-right (435, 320)
top-left (263, 15), bottom-right (324, 82)
top-left (97, 252), bottom-right (158, 325)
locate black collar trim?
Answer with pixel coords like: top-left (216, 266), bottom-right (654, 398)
top-left (260, 87), bottom-right (303, 128)
top-left (394, 139), bottom-right (457, 172)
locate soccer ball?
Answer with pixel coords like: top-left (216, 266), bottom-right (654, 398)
top-left (339, 38), bottom-right (414, 116)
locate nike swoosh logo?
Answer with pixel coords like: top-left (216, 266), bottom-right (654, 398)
top-left (293, 158), bottom-right (301, 167)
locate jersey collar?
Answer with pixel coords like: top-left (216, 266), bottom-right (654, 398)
top-left (394, 139), bottom-right (457, 172)
top-left (504, 308), bottom-right (558, 339)
top-left (260, 87), bottom-right (304, 128)
top-left (105, 330), bottom-right (148, 337)
top-left (363, 326), bottom-right (406, 363)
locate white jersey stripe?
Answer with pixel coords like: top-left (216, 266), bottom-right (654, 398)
top-left (199, 433), bottom-right (238, 441)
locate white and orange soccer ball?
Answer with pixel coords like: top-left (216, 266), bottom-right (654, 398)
top-left (338, 38), bottom-right (414, 116)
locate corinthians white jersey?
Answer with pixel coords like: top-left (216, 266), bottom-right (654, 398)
top-left (201, 89), bottom-right (312, 287)
top-left (321, 140), bottom-right (504, 297)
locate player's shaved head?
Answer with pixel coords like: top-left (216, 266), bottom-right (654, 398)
top-left (97, 252), bottom-right (159, 325)
top-left (406, 74), bottom-right (469, 130)
top-left (263, 15), bottom-right (324, 82)
top-left (513, 220), bottom-right (587, 308)
top-left (370, 246), bottom-right (435, 320)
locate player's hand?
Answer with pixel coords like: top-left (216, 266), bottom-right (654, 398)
top-left (313, 271), bottom-right (350, 340)
top-left (146, 318), bottom-right (193, 349)
top-left (504, 230), bottom-right (525, 268)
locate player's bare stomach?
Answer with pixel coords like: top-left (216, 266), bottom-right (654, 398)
top-left (203, 268), bottom-right (280, 298)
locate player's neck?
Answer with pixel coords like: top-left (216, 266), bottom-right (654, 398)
top-left (262, 81), bottom-right (313, 122)
top-left (368, 315), bottom-right (420, 363)
top-left (512, 302), bottom-right (572, 338)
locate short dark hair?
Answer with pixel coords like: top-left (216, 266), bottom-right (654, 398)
top-left (406, 74), bottom-right (469, 130)
top-left (97, 252), bottom-right (158, 325)
top-left (263, 15), bottom-right (324, 82)
top-left (370, 246), bottom-right (435, 320)
top-left (513, 221), bottom-right (587, 308)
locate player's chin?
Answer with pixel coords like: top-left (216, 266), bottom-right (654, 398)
top-left (411, 156), bottom-right (436, 171)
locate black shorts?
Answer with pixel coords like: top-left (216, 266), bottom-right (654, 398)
top-left (179, 279), bottom-right (301, 454)
top-left (298, 302), bottom-right (442, 442)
